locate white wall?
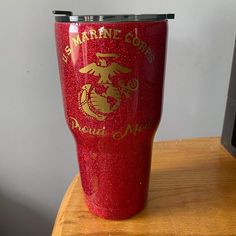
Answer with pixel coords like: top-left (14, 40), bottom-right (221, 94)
top-left (0, 0), bottom-right (235, 235)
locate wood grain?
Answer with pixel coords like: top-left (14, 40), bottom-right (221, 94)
top-left (52, 137), bottom-right (236, 236)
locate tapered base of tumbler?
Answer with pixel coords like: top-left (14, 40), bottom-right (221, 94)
top-left (85, 198), bottom-right (146, 220)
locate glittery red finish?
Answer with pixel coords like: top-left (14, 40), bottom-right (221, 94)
top-left (54, 21), bottom-right (168, 219)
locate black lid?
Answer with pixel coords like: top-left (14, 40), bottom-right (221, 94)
top-left (52, 10), bottom-right (175, 23)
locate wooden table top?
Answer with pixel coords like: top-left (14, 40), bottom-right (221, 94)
top-left (52, 137), bottom-right (236, 236)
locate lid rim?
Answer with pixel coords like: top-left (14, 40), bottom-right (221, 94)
top-left (53, 12), bottom-right (175, 23)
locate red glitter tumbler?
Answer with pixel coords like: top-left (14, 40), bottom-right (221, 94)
top-left (53, 11), bottom-right (174, 220)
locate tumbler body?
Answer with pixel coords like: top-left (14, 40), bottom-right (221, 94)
top-left (55, 20), bottom-right (168, 219)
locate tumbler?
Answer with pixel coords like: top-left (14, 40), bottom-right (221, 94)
top-left (53, 11), bottom-right (174, 220)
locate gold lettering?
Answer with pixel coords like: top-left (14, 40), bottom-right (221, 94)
top-left (125, 32), bottom-right (133, 43)
top-left (138, 41), bottom-right (147, 52)
top-left (103, 28), bottom-right (112, 38)
top-left (124, 31), bottom-right (154, 64)
top-left (112, 122), bottom-right (153, 140)
top-left (147, 53), bottom-right (155, 63)
top-left (88, 127), bottom-right (97, 136)
top-left (133, 124), bottom-right (142, 135)
top-left (82, 32), bottom-right (90, 42)
top-left (64, 29), bottom-right (155, 64)
top-left (144, 47), bottom-right (152, 57)
top-left (132, 37), bottom-right (140, 46)
top-left (62, 54), bottom-right (68, 64)
top-left (113, 124), bottom-right (133, 140)
top-left (99, 28), bottom-right (112, 39)
top-left (89, 30), bottom-right (98, 39)
top-left (69, 117), bottom-right (106, 137)
top-left (113, 29), bottom-right (121, 39)
top-left (81, 126), bottom-right (89, 133)
top-left (72, 35), bottom-right (82, 47)
top-left (97, 127), bottom-right (106, 136)
top-left (65, 45), bottom-right (72, 56)
top-left (145, 47), bottom-right (154, 63)
top-left (98, 28), bottom-right (103, 38)
top-left (69, 117), bottom-right (80, 129)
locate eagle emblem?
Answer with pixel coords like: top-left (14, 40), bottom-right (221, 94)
top-left (78, 53), bottom-right (138, 121)
top-left (79, 53), bottom-right (131, 84)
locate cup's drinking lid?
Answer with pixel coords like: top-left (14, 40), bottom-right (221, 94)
top-left (53, 10), bottom-right (175, 23)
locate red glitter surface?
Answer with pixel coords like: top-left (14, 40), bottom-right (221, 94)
top-left (54, 21), bottom-right (168, 219)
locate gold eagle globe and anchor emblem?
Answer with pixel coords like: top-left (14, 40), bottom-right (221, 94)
top-left (78, 52), bottom-right (139, 121)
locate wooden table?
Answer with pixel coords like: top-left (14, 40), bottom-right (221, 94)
top-left (52, 137), bottom-right (236, 236)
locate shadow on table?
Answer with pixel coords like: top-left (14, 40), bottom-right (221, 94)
top-left (0, 192), bottom-right (52, 236)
